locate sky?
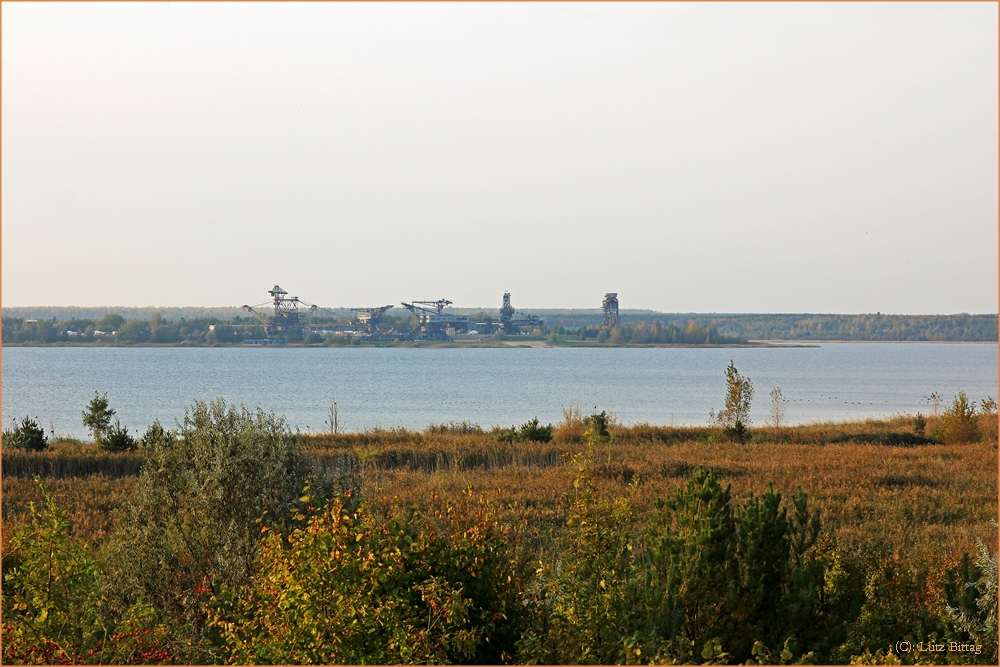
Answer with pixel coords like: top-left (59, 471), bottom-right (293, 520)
top-left (2, 2), bottom-right (997, 314)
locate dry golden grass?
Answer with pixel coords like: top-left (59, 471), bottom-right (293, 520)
top-left (2, 440), bottom-right (142, 478)
top-left (3, 416), bottom-right (995, 567)
top-left (2, 475), bottom-right (135, 549)
top-left (299, 414), bottom-right (997, 566)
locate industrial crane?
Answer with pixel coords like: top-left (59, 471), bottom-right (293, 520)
top-left (498, 291), bottom-right (542, 334)
top-left (401, 299), bottom-right (470, 340)
top-left (242, 285), bottom-right (320, 335)
top-left (350, 305), bottom-right (395, 335)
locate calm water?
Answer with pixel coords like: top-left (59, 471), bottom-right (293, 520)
top-left (2, 343), bottom-right (996, 438)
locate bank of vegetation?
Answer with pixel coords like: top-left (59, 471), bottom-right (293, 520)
top-left (2, 374), bottom-right (997, 665)
top-left (0, 313), bottom-right (744, 347)
top-left (3, 310), bottom-right (995, 346)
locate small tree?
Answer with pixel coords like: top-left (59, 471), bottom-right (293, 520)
top-left (95, 313), bottom-right (125, 332)
top-left (769, 387), bottom-right (788, 430)
top-left (713, 361), bottom-right (754, 442)
top-left (925, 391), bottom-right (943, 418)
top-left (517, 463), bottom-right (638, 665)
top-left (947, 527), bottom-right (999, 663)
top-left (116, 320), bottom-right (151, 343)
top-left (82, 391), bottom-right (115, 441)
top-left (99, 417), bottom-right (138, 452)
top-left (326, 400), bottom-right (340, 434)
top-left (3, 416), bottom-right (48, 451)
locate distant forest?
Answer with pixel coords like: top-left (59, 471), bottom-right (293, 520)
top-left (2, 308), bottom-right (996, 343)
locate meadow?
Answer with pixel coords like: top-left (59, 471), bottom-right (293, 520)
top-left (2, 407), bottom-right (996, 664)
top-left (5, 414), bottom-right (995, 556)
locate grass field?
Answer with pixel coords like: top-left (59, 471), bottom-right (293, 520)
top-left (5, 413), bottom-right (996, 564)
top-left (3, 410), bottom-right (997, 665)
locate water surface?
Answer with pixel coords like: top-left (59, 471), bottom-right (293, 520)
top-left (2, 343), bottom-right (995, 438)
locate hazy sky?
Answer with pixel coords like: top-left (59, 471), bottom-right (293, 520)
top-left (3, 2), bottom-right (997, 313)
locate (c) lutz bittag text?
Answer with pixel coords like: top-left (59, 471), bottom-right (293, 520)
top-left (897, 641), bottom-right (983, 656)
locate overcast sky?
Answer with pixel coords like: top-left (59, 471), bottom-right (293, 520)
top-left (2, 2), bottom-right (997, 313)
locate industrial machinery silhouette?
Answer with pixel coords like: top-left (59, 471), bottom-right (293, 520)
top-left (350, 305), bottom-right (396, 337)
top-left (602, 293), bottom-right (620, 327)
top-left (498, 291), bottom-right (542, 334)
top-left (401, 299), bottom-right (470, 340)
top-left (242, 285), bottom-right (319, 335)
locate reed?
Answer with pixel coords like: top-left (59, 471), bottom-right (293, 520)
top-left (2, 444), bottom-right (142, 478)
top-left (3, 417), bottom-right (995, 565)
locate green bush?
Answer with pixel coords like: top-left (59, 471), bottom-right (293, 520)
top-left (498, 417), bottom-right (554, 443)
top-left (3, 416), bottom-right (48, 451)
top-left (937, 391), bottom-right (980, 444)
top-left (100, 398), bottom-right (345, 654)
top-left (520, 466), bottom-right (838, 664)
top-left (97, 417), bottom-right (137, 452)
top-left (211, 491), bottom-right (529, 664)
top-left (946, 537), bottom-right (999, 663)
top-left (517, 460), bottom-right (639, 664)
top-left (1, 479), bottom-right (174, 665)
top-left (585, 411), bottom-right (612, 444)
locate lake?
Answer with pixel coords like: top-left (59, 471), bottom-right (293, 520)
top-left (2, 343), bottom-right (996, 439)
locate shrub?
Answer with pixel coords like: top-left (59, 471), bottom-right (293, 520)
top-left (425, 421), bottom-right (484, 435)
top-left (520, 466), bottom-right (836, 665)
top-left (211, 491), bottom-right (529, 665)
top-left (937, 391), bottom-right (980, 444)
top-left (585, 410), bottom-right (612, 444)
top-left (554, 405), bottom-right (586, 443)
top-left (1, 478), bottom-right (174, 665)
top-left (641, 469), bottom-right (838, 663)
top-left (946, 533), bottom-right (999, 663)
top-left (3, 416), bottom-right (48, 451)
top-left (101, 398), bottom-right (346, 647)
top-left (97, 417), bottom-right (137, 452)
top-left (978, 397), bottom-right (997, 443)
top-left (836, 549), bottom-right (952, 664)
top-left (498, 417), bottom-right (554, 443)
top-left (520, 417), bottom-right (554, 442)
top-left (516, 460), bottom-right (639, 664)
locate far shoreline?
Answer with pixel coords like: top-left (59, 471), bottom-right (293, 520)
top-left (7, 339), bottom-right (1000, 349)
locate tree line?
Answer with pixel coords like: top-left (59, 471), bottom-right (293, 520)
top-left (2, 314), bottom-right (742, 346)
top-left (3, 311), bottom-right (996, 345)
top-left (1, 314), bottom-right (268, 345)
